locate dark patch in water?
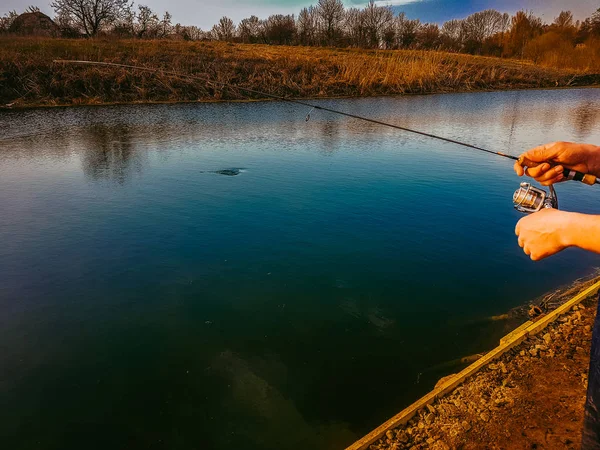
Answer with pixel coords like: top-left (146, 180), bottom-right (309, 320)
top-left (200, 168), bottom-right (245, 176)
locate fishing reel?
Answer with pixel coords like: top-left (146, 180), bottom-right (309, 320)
top-left (513, 182), bottom-right (558, 214)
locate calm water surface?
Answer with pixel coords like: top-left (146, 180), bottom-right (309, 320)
top-left (2, 89), bottom-right (600, 449)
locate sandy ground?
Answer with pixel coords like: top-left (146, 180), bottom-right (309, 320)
top-left (369, 287), bottom-right (598, 450)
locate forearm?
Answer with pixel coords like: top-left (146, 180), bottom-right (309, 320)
top-left (564, 212), bottom-right (600, 254)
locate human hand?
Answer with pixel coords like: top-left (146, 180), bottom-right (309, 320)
top-left (514, 141), bottom-right (600, 186)
top-left (515, 208), bottom-right (576, 260)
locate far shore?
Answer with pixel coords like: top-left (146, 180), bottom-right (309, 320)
top-left (2, 37), bottom-right (600, 110)
top-left (3, 83), bottom-right (600, 111)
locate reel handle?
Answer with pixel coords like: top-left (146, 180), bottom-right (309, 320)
top-left (518, 156), bottom-right (597, 186)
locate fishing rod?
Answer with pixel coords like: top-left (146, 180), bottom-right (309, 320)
top-left (54, 59), bottom-right (599, 213)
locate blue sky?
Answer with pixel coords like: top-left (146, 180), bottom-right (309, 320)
top-left (4, 0), bottom-right (598, 30)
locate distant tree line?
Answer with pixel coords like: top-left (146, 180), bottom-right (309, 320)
top-left (2, 0), bottom-right (600, 61)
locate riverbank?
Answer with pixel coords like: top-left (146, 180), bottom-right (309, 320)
top-left (355, 277), bottom-right (600, 450)
top-left (2, 37), bottom-right (600, 108)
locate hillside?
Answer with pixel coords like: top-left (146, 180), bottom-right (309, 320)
top-left (1, 37), bottom-right (599, 108)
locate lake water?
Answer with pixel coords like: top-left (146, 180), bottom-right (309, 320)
top-left (2, 88), bottom-right (600, 450)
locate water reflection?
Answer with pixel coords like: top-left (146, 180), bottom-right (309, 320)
top-left (2, 89), bottom-right (600, 186)
top-left (80, 124), bottom-right (144, 184)
top-left (572, 101), bottom-right (600, 140)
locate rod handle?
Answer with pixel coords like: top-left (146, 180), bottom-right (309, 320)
top-left (518, 156), bottom-right (597, 186)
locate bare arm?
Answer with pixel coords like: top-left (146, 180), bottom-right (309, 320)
top-left (516, 209), bottom-right (600, 260)
top-left (514, 142), bottom-right (600, 260)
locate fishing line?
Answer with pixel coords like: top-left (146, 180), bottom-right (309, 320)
top-left (53, 59), bottom-right (599, 187)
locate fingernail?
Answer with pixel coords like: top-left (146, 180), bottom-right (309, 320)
top-left (556, 174), bottom-right (564, 181)
top-left (542, 163), bottom-right (550, 171)
top-left (554, 166), bottom-right (563, 173)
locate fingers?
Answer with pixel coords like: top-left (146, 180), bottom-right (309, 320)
top-left (538, 166), bottom-right (565, 186)
top-left (514, 161), bottom-right (524, 176)
top-left (523, 162), bottom-right (550, 178)
top-left (524, 142), bottom-right (561, 163)
top-left (515, 162), bottom-right (565, 185)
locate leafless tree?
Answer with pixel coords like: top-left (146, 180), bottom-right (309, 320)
top-left (343, 7), bottom-right (366, 47)
top-left (362, 0), bottom-right (393, 48)
top-left (239, 15), bottom-right (261, 43)
top-left (316, 0), bottom-right (344, 45)
top-left (395, 12), bottom-right (420, 48)
top-left (157, 11), bottom-right (172, 38)
top-left (51, 0), bottom-right (132, 36)
top-left (211, 16), bottom-right (236, 41)
top-left (263, 14), bottom-right (296, 45)
top-left (554, 11), bottom-right (574, 29)
top-left (0, 10), bottom-right (18, 32)
top-left (417, 23), bottom-right (440, 49)
top-left (440, 19), bottom-right (465, 51)
top-left (136, 4), bottom-right (159, 38)
top-left (297, 6), bottom-right (319, 46)
top-left (462, 9), bottom-right (505, 43)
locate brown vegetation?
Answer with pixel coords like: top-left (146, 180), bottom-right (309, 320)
top-left (1, 37), bottom-right (599, 108)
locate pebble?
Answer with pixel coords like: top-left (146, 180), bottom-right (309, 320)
top-left (426, 404), bottom-right (436, 414)
top-left (499, 362), bottom-right (507, 373)
top-left (397, 431), bottom-right (409, 443)
top-left (529, 348), bottom-right (538, 357)
top-left (385, 430), bottom-right (394, 440)
top-left (480, 412), bottom-right (490, 422)
top-left (462, 420), bottom-right (471, 431)
top-left (543, 333), bottom-right (552, 345)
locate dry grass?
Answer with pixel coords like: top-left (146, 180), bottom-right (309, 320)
top-left (1, 37), bottom-right (599, 107)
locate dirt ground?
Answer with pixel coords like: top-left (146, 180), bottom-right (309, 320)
top-left (370, 291), bottom-right (597, 450)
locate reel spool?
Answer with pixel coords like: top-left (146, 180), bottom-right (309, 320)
top-left (513, 182), bottom-right (558, 214)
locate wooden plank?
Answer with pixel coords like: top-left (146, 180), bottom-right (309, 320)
top-left (345, 280), bottom-right (600, 450)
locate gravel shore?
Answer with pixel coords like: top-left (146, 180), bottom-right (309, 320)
top-left (369, 289), bottom-right (597, 450)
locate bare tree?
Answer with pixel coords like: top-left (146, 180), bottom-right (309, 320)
top-left (440, 19), bottom-right (465, 51)
top-left (238, 15), bottom-right (261, 43)
top-left (263, 14), bottom-right (296, 45)
top-left (316, 0), bottom-right (344, 45)
top-left (298, 7), bottom-right (319, 46)
top-left (158, 11), bottom-right (172, 38)
top-left (51, 0), bottom-right (132, 36)
top-left (136, 4), bottom-right (158, 38)
top-left (211, 16), bottom-right (235, 41)
top-left (363, 0), bottom-right (393, 48)
top-left (554, 10), bottom-right (574, 29)
top-left (417, 23), bottom-right (440, 49)
top-left (395, 12), bottom-right (420, 48)
top-left (462, 9), bottom-right (504, 45)
top-left (0, 10), bottom-right (18, 33)
top-left (344, 7), bottom-right (366, 47)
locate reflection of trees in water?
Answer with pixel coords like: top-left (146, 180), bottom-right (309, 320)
top-left (571, 102), bottom-right (599, 140)
top-left (81, 124), bottom-right (145, 184)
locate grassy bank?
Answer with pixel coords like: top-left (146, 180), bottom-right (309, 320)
top-left (1, 37), bottom-right (600, 108)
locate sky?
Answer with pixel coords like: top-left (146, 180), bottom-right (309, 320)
top-left (3, 0), bottom-right (598, 30)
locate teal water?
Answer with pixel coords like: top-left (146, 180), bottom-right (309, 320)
top-left (1, 89), bottom-right (600, 450)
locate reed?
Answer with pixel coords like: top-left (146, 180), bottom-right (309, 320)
top-left (1, 37), bottom-right (598, 107)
